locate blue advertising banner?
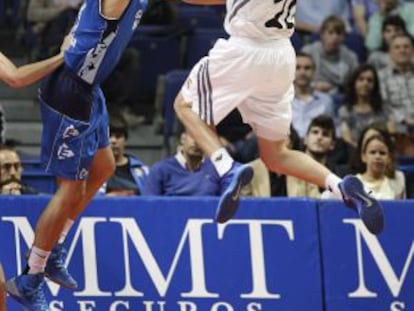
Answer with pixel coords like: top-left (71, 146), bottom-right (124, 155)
top-left (0, 196), bottom-right (323, 311)
top-left (318, 200), bottom-right (414, 311)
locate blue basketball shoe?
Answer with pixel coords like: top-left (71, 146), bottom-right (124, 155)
top-left (216, 163), bottom-right (254, 223)
top-left (45, 244), bottom-right (78, 289)
top-left (6, 273), bottom-right (48, 311)
top-left (339, 175), bottom-right (384, 235)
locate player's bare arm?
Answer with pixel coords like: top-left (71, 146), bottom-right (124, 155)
top-left (0, 34), bottom-right (71, 88)
top-left (181, 0), bottom-right (226, 5)
top-left (0, 51), bottom-right (64, 89)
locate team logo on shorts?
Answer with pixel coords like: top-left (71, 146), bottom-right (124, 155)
top-left (57, 143), bottom-right (75, 160)
top-left (63, 125), bottom-right (80, 139)
top-left (132, 10), bottom-right (143, 30)
top-left (186, 78), bottom-right (192, 89)
top-left (79, 168), bottom-right (89, 179)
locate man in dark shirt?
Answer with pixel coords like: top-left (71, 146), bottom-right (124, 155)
top-left (100, 118), bottom-right (148, 196)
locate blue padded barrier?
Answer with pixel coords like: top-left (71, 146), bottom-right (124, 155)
top-left (129, 27), bottom-right (182, 102)
top-left (318, 200), bottom-right (414, 311)
top-left (21, 171), bottom-right (56, 194)
top-left (1, 197), bottom-right (412, 311)
top-left (1, 197), bottom-right (322, 311)
top-left (163, 69), bottom-right (190, 153)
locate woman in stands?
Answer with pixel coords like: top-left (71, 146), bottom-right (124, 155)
top-left (353, 125), bottom-right (406, 199)
top-left (339, 63), bottom-right (395, 148)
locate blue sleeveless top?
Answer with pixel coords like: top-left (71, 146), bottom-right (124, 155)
top-left (65, 0), bottom-right (147, 85)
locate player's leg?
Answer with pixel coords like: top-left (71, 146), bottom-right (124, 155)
top-left (257, 136), bottom-right (384, 234)
top-left (174, 93), bottom-right (221, 156)
top-left (46, 104), bottom-right (115, 288)
top-left (42, 146), bottom-right (114, 289)
top-left (175, 93), bottom-right (253, 223)
top-left (258, 137), bottom-right (333, 190)
top-left (6, 178), bottom-right (85, 310)
top-left (68, 146), bottom-right (115, 220)
top-left (174, 54), bottom-right (254, 223)
top-left (0, 262), bottom-right (5, 311)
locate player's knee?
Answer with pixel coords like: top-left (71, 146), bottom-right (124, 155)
top-left (260, 146), bottom-right (286, 172)
top-left (58, 187), bottom-right (86, 209)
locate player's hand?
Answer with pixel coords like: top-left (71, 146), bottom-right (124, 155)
top-left (1, 181), bottom-right (22, 195)
top-left (404, 117), bottom-right (414, 126)
top-left (60, 34), bottom-right (73, 54)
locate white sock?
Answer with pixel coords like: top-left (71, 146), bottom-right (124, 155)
top-left (210, 148), bottom-right (234, 177)
top-left (58, 219), bottom-right (75, 244)
top-left (325, 173), bottom-right (343, 200)
top-left (28, 246), bottom-right (51, 274)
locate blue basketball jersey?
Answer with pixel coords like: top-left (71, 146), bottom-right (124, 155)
top-left (65, 0), bottom-right (147, 85)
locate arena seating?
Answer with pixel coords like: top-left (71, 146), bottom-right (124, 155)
top-left (162, 69), bottom-right (190, 154)
top-left (22, 170), bottom-right (56, 194)
top-left (184, 27), bottom-right (228, 68)
top-left (176, 5), bottom-right (223, 28)
top-left (128, 26), bottom-right (182, 106)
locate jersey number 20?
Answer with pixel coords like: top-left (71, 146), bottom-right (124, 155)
top-left (265, 0), bottom-right (296, 29)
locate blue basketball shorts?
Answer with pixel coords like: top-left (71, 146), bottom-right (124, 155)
top-left (39, 66), bottom-right (110, 180)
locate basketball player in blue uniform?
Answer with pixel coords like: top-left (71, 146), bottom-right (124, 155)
top-left (175, 0), bottom-right (384, 234)
top-left (5, 0), bottom-right (148, 310)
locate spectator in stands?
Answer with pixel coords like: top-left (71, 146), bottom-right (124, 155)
top-left (100, 118), bottom-right (148, 196)
top-left (302, 16), bottom-right (359, 94)
top-left (367, 15), bottom-right (408, 70)
top-left (143, 130), bottom-right (221, 196)
top-left (0, 147), bottom-right (38, 195)
top-left (295, 0), bottom-right (352, 39)
top-left (354, 132), bottom-right (406, 199)
top-left (291, 52), bottom-right (335, 139)
top-left (101, 48), bottom-right (143, 127)
top-left (140, 0), bottom-right (177, 26)
top-left (339, 64), bottom-right (393, 148)
top-left (27, 0), bottom-right (82, 59)
top-left (378, 33), bottom-right (414, 134)
top-left (285, 115), bottom-right (338, 198)
top-left (365, 0), bottom-right (414, 51)
top-left (352, 0), bottom-right (380, 36)
top-left (349, 122), bottom-right (399, 175)
top-left (0, 106), bottom-right (4, 146)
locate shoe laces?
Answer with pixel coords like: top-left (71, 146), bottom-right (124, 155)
top-left (25, 279), bottom-right (48, 308)
top-left (49, 246), bottom-right (67, 269)
top-left (32, 287), bottom-right (48, 308)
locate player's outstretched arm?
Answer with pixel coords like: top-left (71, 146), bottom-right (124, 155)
top-left (0, 53), bottom-right (63, 88)
top-left (0, 35), bottom-right (71, 89)
top-left (181, 0), bottom-right (226, 5)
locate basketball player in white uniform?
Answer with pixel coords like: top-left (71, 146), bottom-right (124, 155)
top-left (175, 0), bottom-right (384, 235)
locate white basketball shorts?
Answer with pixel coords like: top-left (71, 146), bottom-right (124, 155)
top-left (180, 36), bottom-right (296, 141)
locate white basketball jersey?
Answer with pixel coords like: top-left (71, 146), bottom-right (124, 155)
top-left (224, 0), bottom-right (296, 40)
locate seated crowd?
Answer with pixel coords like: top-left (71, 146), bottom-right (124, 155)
top-left (0, 0), bottom-right (413, 199)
